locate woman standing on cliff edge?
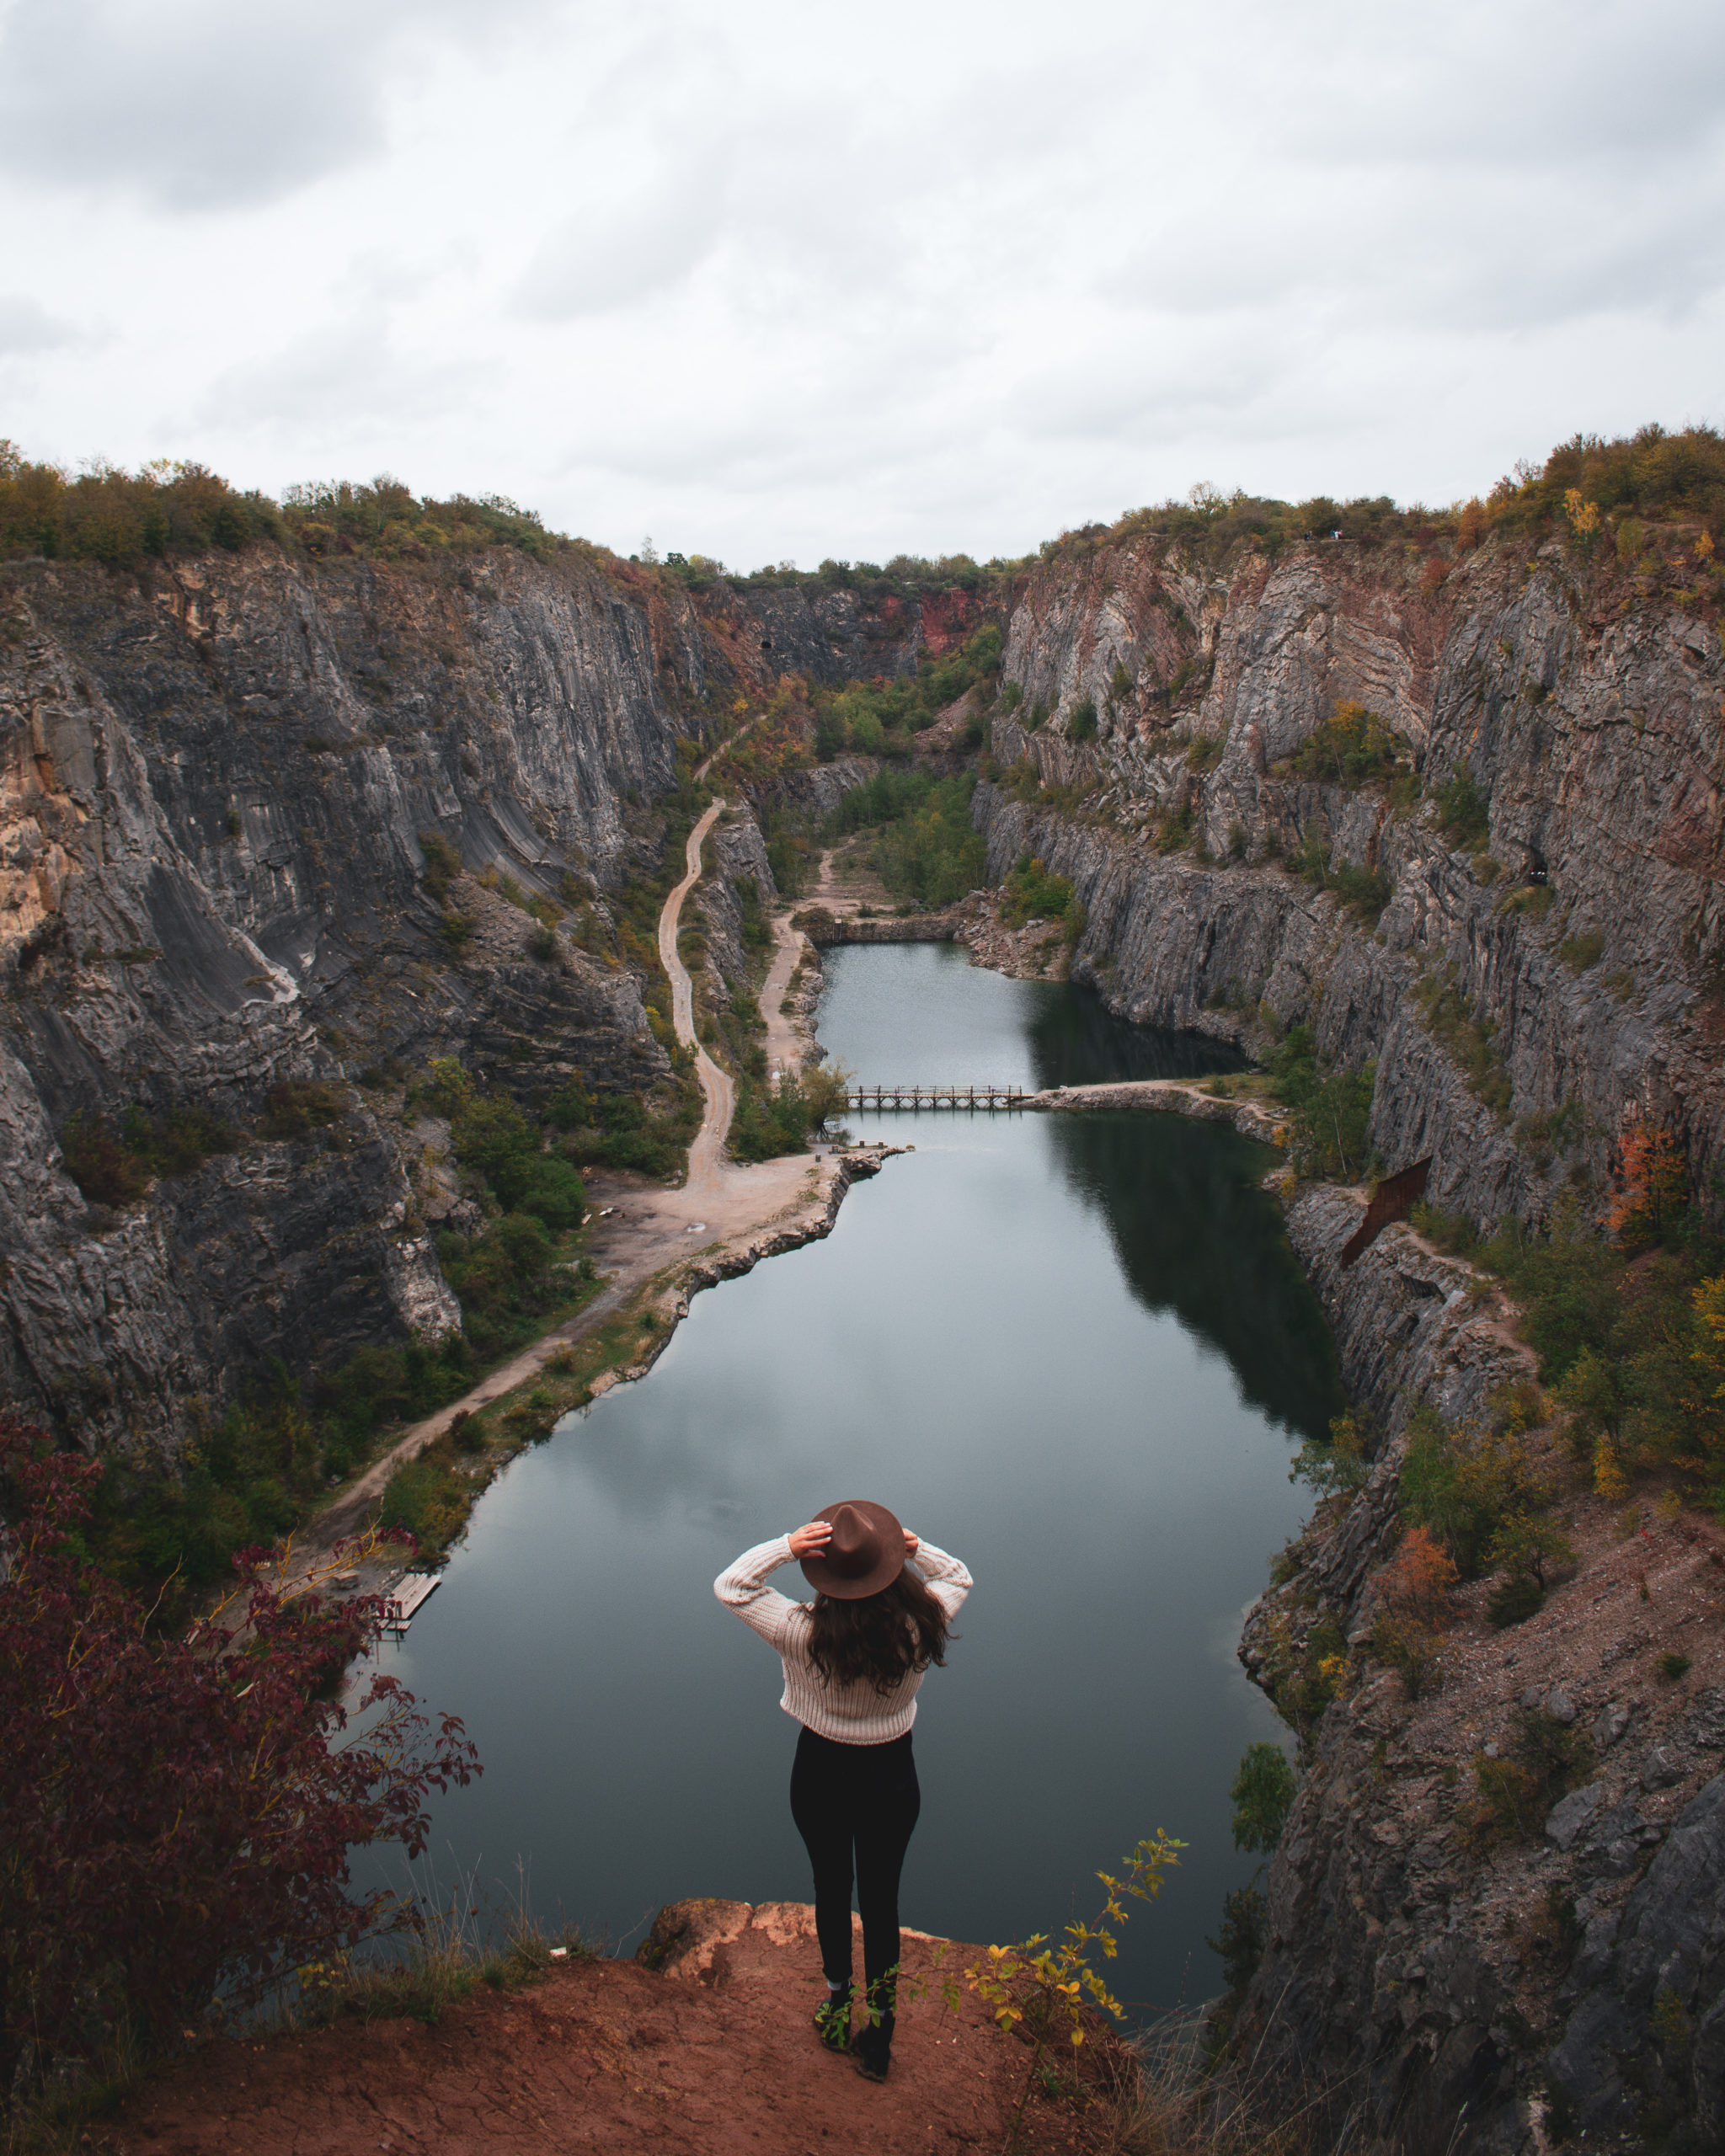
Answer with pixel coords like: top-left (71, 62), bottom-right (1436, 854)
top-left (715, 1501), bottom-right (971, 2083)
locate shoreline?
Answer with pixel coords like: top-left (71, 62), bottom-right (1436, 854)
top-left (307, 868), bottom-right (1290, 1588)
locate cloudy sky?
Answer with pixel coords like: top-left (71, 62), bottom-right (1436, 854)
top-left (1, 0), bottom-right (1720, 568)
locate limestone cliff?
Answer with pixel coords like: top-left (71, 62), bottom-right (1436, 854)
top-left (0, 546), bottom-right (920, 1455)
top-left (1233, 1195), bottom-right (1725, 2149)
top-left (975, 533), bottom-right (1725, 2148)
top-left (979, 534), bottom-right (1723, 1234)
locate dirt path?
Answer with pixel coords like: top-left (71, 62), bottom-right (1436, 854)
top-left (302, 776), bottom-right (877, 1562)
top-left (759, 901), bottom-right (808, 1078)
top-left (657, 798), bottom-right (735, 1194)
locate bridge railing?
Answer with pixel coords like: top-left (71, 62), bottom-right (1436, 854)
top-left (844, 1085), bottom-right (1032, 1110)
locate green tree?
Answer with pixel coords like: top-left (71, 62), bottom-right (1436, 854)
top-left (1230, 1742), bottom-right (1296, 1853)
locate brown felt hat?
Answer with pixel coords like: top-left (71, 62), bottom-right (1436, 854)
top-left (798, 1498), bottom-right (905, 1600)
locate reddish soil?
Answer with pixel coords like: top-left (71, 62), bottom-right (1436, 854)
top-left (105, 1903), bottom-right (1130, 2156)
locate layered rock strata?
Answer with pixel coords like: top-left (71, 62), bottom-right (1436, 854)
top-left (1236, 1191), bottom-right (1725, 2149)
top-left (0, 547), bottom-right (927, 1454)
top-left (978, 536), bottom-right (1725, 1233)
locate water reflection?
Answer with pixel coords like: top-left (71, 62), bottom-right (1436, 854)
top-left (1026, 979), bottom-right (1249, 1088)
top-left (1047, 1117), bottom-right (1339, 1434)
top-left (356, 946), bottom-right (1338, 2017)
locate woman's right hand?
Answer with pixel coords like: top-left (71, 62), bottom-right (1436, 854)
top-left (788, 1519), bottom-right (832, 1558)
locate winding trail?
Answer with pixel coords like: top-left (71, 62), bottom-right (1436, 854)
top-left (299, 753), bottom-right (847, 1561)
top-left (658, 798), bottom-right (736, 1194)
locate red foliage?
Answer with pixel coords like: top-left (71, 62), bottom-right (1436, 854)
top-left (1608, 1117), bottom-right (1687, 1248)
top-left (1378, 1526), bottom-right (1461, 1629)
top-left (0, 1412), bottom-right (479, 2084)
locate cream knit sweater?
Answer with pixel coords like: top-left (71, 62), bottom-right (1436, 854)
top-left (715, 1534), bottom-right (973, 1744)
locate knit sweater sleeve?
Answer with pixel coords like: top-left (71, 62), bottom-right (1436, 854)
top-left (714, 1534), bottom-right (805, 1652)
top-left (911, 1540), bottom-right (973, 1619)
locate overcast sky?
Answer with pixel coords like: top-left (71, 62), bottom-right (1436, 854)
top-left (1, 0), bottom-right (1720, 568)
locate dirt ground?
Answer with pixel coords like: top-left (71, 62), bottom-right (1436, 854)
top-left (107, 1903), bottom-right (1131, 2156)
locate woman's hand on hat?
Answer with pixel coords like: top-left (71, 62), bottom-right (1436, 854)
top-left (903, 1529), bottom-right (919, 1558)
top-left (788, 1519), bottom-right (832, 1558)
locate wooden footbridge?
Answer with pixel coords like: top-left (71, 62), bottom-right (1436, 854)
top-left (847, 1083), bottom-right (1032, 1111)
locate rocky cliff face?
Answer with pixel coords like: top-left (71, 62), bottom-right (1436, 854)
top-left (0, 544), bottom-right (923, 1455)
top-left (1236, 1193), bottom-right (1725, 2150)
top-left (980, 536), bottom-right (1724, 1235)
top-left (979, 536), bottom-right (1725, 2148)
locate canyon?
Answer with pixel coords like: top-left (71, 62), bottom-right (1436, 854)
top-left (5, 483), bottom-right (1725, 2149)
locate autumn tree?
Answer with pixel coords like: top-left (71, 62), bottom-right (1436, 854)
top-left (1609, 1117), bottom-right (1687, 1249)
top-left (0, 1412), bottom-right (479, 2090)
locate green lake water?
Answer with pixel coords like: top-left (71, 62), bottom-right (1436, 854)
top-left (358, 943), bottom-right (1340, 2015)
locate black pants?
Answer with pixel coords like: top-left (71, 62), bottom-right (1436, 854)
top-left (788, 1725), bottom-right (921, 1993)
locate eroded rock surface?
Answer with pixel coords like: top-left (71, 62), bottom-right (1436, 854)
top-left (0, 547), bottom-right (916, 1454)
top-left (978, 536), bottom-right (1725, 1233)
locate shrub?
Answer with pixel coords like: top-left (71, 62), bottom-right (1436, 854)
top-left (1560, 928), bottom-right (1605, 974)
top-left (553, 1081), bottom-right (700, 1181)
top-left (1399, 1406), bottom-right (1548, 1576)
top-left (1486, 1572), bottom-right (1547, 1627)
top-left (1463, 1707), bottom-right (1593, 1847)
top-left (1290, 1408), bottom-right (1370, 1502)
top-left (1290, 1065), bottom-right (1375, 1181)
top-left (1207, 1884), bottom-right (1267, 1997)
top-left (379, 1438), bottom-right (469, 1554)
top-left (1368, 1614), bottom-right (1445, 1698)
top-left (58, 1110), bottom-right (152, 1207)
top-left (1411, 965), bottom-right (1512, 1118)
top-left (1659, 1652), bottom-right (1693, 1682)
top-left (1001, 855), bottom-right (1076, 928)
top-left (1435, 760), bottom-right (1489, 846)
top-left (58, 1101), bottom-right (238, 1207)
top-left (525, 921), bottom-right (558, 961)
top-left (1608, 1117), bottom-right (1687, 1250)
top-left (729, 1070), bottom-right (839, 1162)
top-left (1482, 1512), bottom-right (1577, 1629)
top-left (1378, 1525), bottom-right (1461, 1626)
top-left (1066, 699), bottom-right (1098, 743)
top-left (1230, 1742), bottom-right (1296, 1853)
top-left (0, 1412), bottom-right (478, 2093)
top-left (260, 1080), bottom-right (344, 1138)
top-left (1287, 701), bottom-right (1403, 788)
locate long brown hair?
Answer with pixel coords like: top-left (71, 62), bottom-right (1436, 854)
top-left (806, 1570), bottom-right (953, 1695)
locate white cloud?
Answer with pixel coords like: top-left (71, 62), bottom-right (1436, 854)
top-left (0, 293), bottom-right (77, 354)
top-left (0, 0), bottom-right (550, 211)
top-left (515, 181), bottom-right (728, 320)
top-left (0, 0), bottom-right (1717, 566)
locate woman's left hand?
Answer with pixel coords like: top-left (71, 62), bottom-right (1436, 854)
top-left (788, 1519), bottom-right (832, 1558)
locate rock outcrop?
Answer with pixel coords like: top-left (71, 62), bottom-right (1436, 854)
top-left (1229, 1189), bottom-right (1725, 2150)
top-left (0, 545), bottom-right (934, 1454)
top-left (978, 535), bottom-right (1725, 1235)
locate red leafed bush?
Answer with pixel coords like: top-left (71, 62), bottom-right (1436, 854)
top-left (1378, 1525), bottom-right (1461, 1630)
top-left (1608, 1116), bottom-right (1687, 1250)
top-left (0, 1412), bottom-right (480, 2089)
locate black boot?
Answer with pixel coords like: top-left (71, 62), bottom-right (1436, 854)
top-left (852, 1974), bottom-right (896, 2081)
top-left (813, 1982), bottom-right (852, 2052)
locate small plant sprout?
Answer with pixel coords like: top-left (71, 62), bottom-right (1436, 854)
top-left (963, 1833), bottom-right (1183, 2139)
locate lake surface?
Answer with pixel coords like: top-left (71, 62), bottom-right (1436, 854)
top-left (358, 944), bottom-right (1340, 2015)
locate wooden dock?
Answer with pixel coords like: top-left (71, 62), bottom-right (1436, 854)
top-left (847, 1085), bottom-right (1030, 1111)
top-left (382, 1572), bottom-right (441, 1634)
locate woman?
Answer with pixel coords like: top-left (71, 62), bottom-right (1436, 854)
top-left (715, 1499), bottom-right (972, 2082)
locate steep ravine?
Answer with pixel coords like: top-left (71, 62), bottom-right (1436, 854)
top-left (0, 547), bottom-right (925, 1456)
top-left (975, 536), bottom-right (1725, 2148)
